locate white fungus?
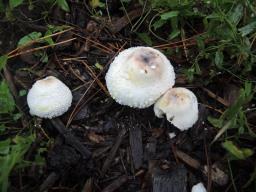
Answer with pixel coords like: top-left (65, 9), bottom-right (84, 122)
top-left (27, 76), bottom-right (72, 118)
top-left (154, 87), bottom-right (198, 131)
top-left (191, 182), bottom-right (207, 192)
top-left (105, 46), bottom-right (175, 108)
top-left (168, 132), bottom-right (176, 139)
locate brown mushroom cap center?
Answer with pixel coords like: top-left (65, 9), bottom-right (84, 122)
top-left (37, 76), bottom-right (57, 87)
top-left (125, 48), bottom-right (164, 85)
top-left (158, 90), bottom-right (191, 109)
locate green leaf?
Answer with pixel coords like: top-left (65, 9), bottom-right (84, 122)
top-left (18, 90), bottom-right (27, 97)
top-left (44, 25), bottom-right (70, 45)
top-left (208, 116), bottom-right (223, 128)
top-left (237, 110), bottom-right (246, 134)
top-left (206, 12), bottom-right (220, 19)
top-left (168, 29), bottom-right (180, 40)
top-left (196, 37), bottom-right (205, 50)
top-left (0, 0), bottom-right (5, 12)
top-left (221, 82), bottom-right (254, 124)
top-left (137, 32), bottom-right (153, 46)
top-left (152, 19), bottom-right (167, 30)
top-left (95, 62), bottom-right (103, 70)
top-left (44, 30), bottom-right (55, 45)
top-left (28, 1), bottom-right (34, 10)
top-left (5, 7), bottom-right (15, 21)
top-left (160, 11), bottom-right (179, 20)
top-left (222, 140), bottom-right (254, 160)
top-left (56, 0), bottom-right (70, 12)
top-left (0, 139), bottom-right (10, 155)
top-left (47, 24), bottom-right (70, 32)
top-left (0, 55), bottom-right (8, 70)
top-left (18, 32), bottom-right (42, 47)
top-left (228, 4), bottom-right (243, 25)
top-left (215, 50), bottom-right (224, 69)
top-left (238, 21), bottom-right (256, 37)
top-left (34, 149), bottom-right (46, 165)
top-left (0, 81), bottom-right (15, 114)
top-left (184, 68), bottom-right (195, 82)
top-left (194, 62), bottom-right (201, 75)
top-left (13, 113), bottom-right (22, 121)
top-left (36, 51), bottom-right (48, 63)
top-left (0, 134), bottom-right (35, 192)
top-left (0, 125), bottom-right (5, 133)
top-left (9, 0), bottom-right (24, 9)
top-left (244, 81), bottom-right (252, 97)
top-left (89, 0), bottom-right (105, 8)
top-left (18, 31), bottom-right (50, 63)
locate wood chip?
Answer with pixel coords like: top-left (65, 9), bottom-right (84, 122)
top-left (152, 166), bottom-right (187, 192)
top-left (175, 149), bottom-right (201, 169)
top-left (109, 9), bottom-right (142, 33)
top-left (88, 131), bottom-right (105, 143)
top-left (129, 123), bottom-right (143, 169)
top-left (102, 175), bottom-right (129, 192)
top-left (102, 126), bottom-right (126, 174)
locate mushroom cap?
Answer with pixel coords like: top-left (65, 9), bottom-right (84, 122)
top-left (105, 46), bottom-right (175, 108)
top-left (154, 87), bottom-right (198, 131)
top-left (191, 183), bottom-right (207, 192)
top-left (27, 76), bottom-right (72, 118)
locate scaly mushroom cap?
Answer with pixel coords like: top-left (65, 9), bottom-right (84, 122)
top-left (27, 76), bottom-right (72, 118)
top-left (105, 46), bottom-right (175, 108)
top-left (154, 87), bottom-right (198, 131)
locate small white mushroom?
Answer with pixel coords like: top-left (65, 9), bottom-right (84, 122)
top-left (27, 76), bottom-right (72, 118)
top-left (154, 87), bottom-right (198, 131)
top-left (105, 46), bottom-right (175, 108)
top-left (168, 132), bottom-right (176, 139)
top-left (191, 182), bottom-right (207, 192)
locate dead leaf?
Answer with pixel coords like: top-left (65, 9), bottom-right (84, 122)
top-left (88, 131), bottom-right (105, 143)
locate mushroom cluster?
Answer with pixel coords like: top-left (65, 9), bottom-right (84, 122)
top-left (26, 46), bottom-right (198, 130)
top-left (105, 46), bottom-right (199, 131)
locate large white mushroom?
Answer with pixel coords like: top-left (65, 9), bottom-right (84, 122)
top-left (154, 87), bottom-right (198, 131)
top-left (27, 76), bottom-right (72, 118)
top-left (105, 46), bottom-right (175, 108)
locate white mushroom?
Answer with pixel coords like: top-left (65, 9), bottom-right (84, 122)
top-left (27, 76), bottom-right (72, 118)
top-left (168, 132), bottom-right (176, 139)
top-left (105, 46), bottom-right (175, 108)
top-left (154, 87), bottom-right (198, 131)
top-left (191, 182), bottom-right (207, 192)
